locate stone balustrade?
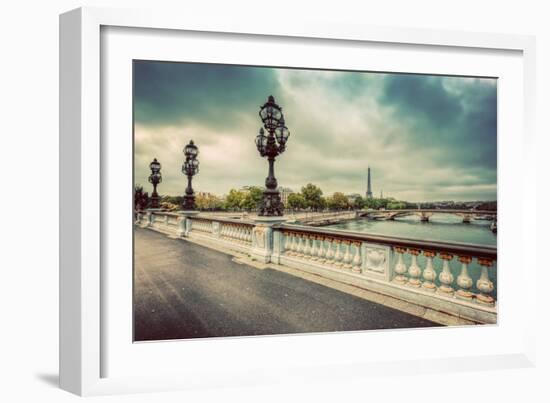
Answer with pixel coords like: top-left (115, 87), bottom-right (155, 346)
top-left (273, 224), bottom-right (497, 323)
top-left (135, 211), bottom-right (497, 324)
top-left (191, 218), bottom-right (214, 234)
top-left (219, 222), bottom-right (253, 244)
top-left (137, 211), bottom-right (254, 253)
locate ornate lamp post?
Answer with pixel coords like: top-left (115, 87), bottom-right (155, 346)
top-left (148, 158), bottom-right (162, 209)
top-left (256, 95), bottom-right (290, 216)
top-left (181, 140), bottom-right (200, 211)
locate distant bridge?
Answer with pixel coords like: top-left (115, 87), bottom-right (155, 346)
top-left (358, 209), bottom-right (496, 223)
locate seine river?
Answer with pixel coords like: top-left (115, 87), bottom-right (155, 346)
top-left (324, 213), bottom-right (497, 296)
top-left (325, 213), bottom-right (496, 246)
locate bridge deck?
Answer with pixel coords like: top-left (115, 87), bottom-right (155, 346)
top-left (134, 227), bottom-right (439, 341)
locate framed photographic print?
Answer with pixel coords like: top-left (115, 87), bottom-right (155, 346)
top-left (60, 7), bottom-right (536, 396)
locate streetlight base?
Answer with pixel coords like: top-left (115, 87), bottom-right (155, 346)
top-left (182, 195), bottom-right (196, 211)
top-left (150, 195), bottom-right (160, 209)
top-left (258, 189), bottom-right (284, 217)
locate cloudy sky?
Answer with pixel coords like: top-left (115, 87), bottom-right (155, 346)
top-left (134, 61), bottom-right (497, 202)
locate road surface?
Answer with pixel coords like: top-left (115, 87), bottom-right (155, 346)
top-left (134, 228), bottom-right (439, 341)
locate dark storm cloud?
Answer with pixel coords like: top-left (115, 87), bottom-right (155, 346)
top-left (133, 63), bottom-right (497, 201)
top-left (379, 74), bottom-right (497, 170)
top-left (134, 61), bottom-right (280, 129)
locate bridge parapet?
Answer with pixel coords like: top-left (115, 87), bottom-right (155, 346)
top-left (135, 211), bottom-right (497, 324)
top-left (272, 224), bottom-right (497, 323)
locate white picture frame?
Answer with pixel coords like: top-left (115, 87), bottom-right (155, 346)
top-left (60, 6), bottom-right (537, 396)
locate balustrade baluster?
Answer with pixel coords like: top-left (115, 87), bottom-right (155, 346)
top-left (283, 232), bottom-right (291, 253)
top-left (407, 249), bottom-right (422, 287)
top-left (310, 236), bottom-right (318, 260)
top-left (317, 236), bottom-right (326, 262)
top-left (303, 236), bottom-right (312, 259)
top-left (288, 233), bottom-right (295, 253)
top-left (393, 247), bottom-right (408, 284)
top-left (456, 256), bottom-right (474, 300)
top-left (342, 241), bottom-right (352, 269)
top-left (476, 258), bottom-right (495, 305)
top-left (296, 234), bottom-right (305, 257)
top-left (241, 227), bottom-right (247, 242)
top-left (421, 250), bottom-right (437, 292)
top-left (333, 240), bottom-right (343, 267)
top-left (351, 242), bottom-right (362, 273)
top-left (437, 253), bottom-right (455, 295)
top-left (325, 238), bottom-right (335, 264)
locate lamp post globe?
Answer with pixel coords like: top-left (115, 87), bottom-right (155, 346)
top-left (181, 140), bottom-right (199, 211)
top-left (148, 158), bottom-right (162, 209)
top-left (184, 139), bottom-right (199, 160)
top-left (256, 95), bottom-right (291, 216)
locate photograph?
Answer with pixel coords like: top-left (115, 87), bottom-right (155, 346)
top-left (132, 60), bottom-right (498, 342)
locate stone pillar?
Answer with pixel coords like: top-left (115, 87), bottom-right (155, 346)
top-left (271, 230), bottom-right (284, 264)
top-left (176, 216), bottom-right (186, 237)
top-left (143, 211), bottom-right (153, 228)
top-left (250, 217), bottom-right (287, 263)
top-left (179, 210), bottom-right (199, 237)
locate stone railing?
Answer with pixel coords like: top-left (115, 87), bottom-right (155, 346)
top-left (271, 224), bottom-right (497, 323)
top-left (135, 211), bottom-right (497, 324)
top-left (135, 210), bottom-right (182, 235)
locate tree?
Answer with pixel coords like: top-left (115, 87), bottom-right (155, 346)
top-left (224, 189), bottom-right (245, 210)
top-left (134, 185), bottom-right (149, 210)
top-left (327, 192), bottom-right (350, 210)
top-left (287, 193), bottom-right (307, 210)
top-left (387, 201), bottom-right (407, 210)
top-left (240, 186), bottom-right (263, 211)
top-left (364, 197), bottom-right (389, 210)
top-left (353, 196), bottom-right (366, 210)
top-left (301, 183), bottom-right (324, 211)
top-left (196, 193), bottom-right (223, 211)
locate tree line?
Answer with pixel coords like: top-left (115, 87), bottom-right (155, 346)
top-left (136, 183), bottom-right (496, 212)
top-left (286, 184), bottom-right (407, 211)
top-left (136, 183), bottom-right (410, 212)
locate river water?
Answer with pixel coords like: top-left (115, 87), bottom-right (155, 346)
top-left (324, 213), bottom-right (496, 246)
top-left (323, 214), bottom-right (497, 296)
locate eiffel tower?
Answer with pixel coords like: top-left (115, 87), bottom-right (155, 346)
top-left (366, 166), bottom-right (373, 199)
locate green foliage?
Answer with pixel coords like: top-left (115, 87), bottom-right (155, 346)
top-left (319, 196), bottom-right (327, 210)
top-left (240, 186), bottom-right (263, 211)
top-left (196, 193), bottom-right (224, 211)
top-left (224, 189), bottom-right (245, 210)
top-left (326, 192), bottom-right (350, 210)
top-left (287, 193), bottom-right (307, 209)
top-left (353, 196), bottom-right (366, 210)
top-left (301, 183), bottom-right (324, 210)
top-left (386, 201), bottom-right (407, 210)
top-left (134, 185), bottom-right (149, 210)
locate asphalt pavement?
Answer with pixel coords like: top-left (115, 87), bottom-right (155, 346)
top-left (134, 227), bottom-right (439, 341)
